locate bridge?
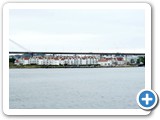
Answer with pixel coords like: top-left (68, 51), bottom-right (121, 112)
top-left (9, 39), bottom-right (145, 56)
top-left (9, 51), bottom-right (145, 56)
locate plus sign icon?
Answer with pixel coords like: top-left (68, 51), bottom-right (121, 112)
top-left (137, 89), bottom-right (158, 110)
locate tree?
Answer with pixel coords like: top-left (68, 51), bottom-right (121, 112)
top-left (130, 59), bottom-right (135, 64)
top-left (137, 56), bottom-right (145, 65)
top-left (9, 57), bottom-right (16, 63)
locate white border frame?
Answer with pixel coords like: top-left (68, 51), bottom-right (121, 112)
top-left (3, 3), bottom-right (151, 115)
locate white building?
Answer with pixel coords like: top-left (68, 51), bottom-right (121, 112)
top-left (116, 57), bottom-right (125, 65)
top-left (81, 57), bottom-right (87, 65)
top-left (86, 57), bottom-right (91, 65)
top-left (14, 59), bottom-right (20, 65)
top-left (29, 57), bottom-right (37, 64)
top-left (47, 58), bottom-right (52, 65)
top-left (22, 57), bottom-right (30, 65)
top-left (37, 57), bottom-right (43, 65)
top-left (43, 57), bottom-right (48, 65)
top-left (94, 57), bottom-right (98, 64)
top-left (77, 57), bottom-right (81, 65)
top-left (98, 58), bottom-right (112, 66)
top-left (68, 57), bottom-right (74, 65)
top-left (53, 58), bottom-right (60, 65)
top-left (14, 55), bottom-right (105, 66)
top-left (59, 58), bottom-right (65, 65)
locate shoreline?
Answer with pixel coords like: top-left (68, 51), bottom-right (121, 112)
top-left (9, 65), bottom-right (145, 69)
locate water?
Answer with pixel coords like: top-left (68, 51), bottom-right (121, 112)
top-left (9, 67), bottom-right (144, 109)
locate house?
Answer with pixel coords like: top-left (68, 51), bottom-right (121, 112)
top-left (98, 58), bottom-right (112, 66)
top-left (93, 57), bottom-right (98, 64)
top-left (74, 57), bottom-right (78, 65)
top-left (29, 57), bottom-right (37, 64)
top-left (68, 57), bottom-right (74, 65)
top-left (81, 57), bottom-right (87, 65)
top-left (90, 56), bottom-right (94, 64)
top-left (59, 58), bottom-right (65, 65)
top-left (64, 57), bottom-right (69, 65)
top-left (37, 57), bottom-right (43, 65)
top-left (77, 56), bottom-right (81, 65)
top-left (49, 58), bottom-right (54, 65)
top-left (43, 57), bottom-right (48, 65)
top-left (86, 56), bottom-right (91, 65)
top-left (116, 57), bottom-right (125, 65)
top-left (53, 58), bottom-right (60, 65)
top-left (47, 58), bottom-right (52, 65)
top-left (22, 57), bottom-right (30, 65)
top-left (14, 59), bottom-right (20, 65)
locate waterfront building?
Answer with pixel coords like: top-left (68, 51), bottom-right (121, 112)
top-left (59, 57), bottom-right (65, 65)
top-left (77, 56), bottom-right (82, 65)
top-left (14, 55), bottom-right (127, 66)
top-left (14, 59), bottom-right (20, 65)
top-left (29, 57), bottom-right (37, 64)
top-left (116, 57), bottom-right (125, 65)
top-left (81, 57), bottom-right (87, 65)
top-left (86, 56), bottom-right (91, 65)
top-left (98, 58), bottom-right (112, 66)
top-left (53, 57), bottom-right (60, 65)
top-left (22, 57), bottom-right (30, 65)
top-left (37, 57), bottom-right (43, 65)
top-left (68, 57), bottom-right (72, 65)
top-left (65, 57), bottom-right (68, 65)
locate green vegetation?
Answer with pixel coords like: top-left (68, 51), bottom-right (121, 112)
top-left (136, 56), bottom-right (145, 65)
top-left (9, 57), bottom-right (16, 63)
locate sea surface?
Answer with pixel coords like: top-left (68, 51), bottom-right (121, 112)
top-left (9, 67), bottom-right (144, 109)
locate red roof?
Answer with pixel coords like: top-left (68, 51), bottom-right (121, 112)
top-left (23, 57), bottom-right (29, 60)
top-left (98, 58), bottom-right (109, 62)
top-left (98, 58), bottom-right (113, 62)
top-left (54, 58), bottom-right (59, 60)
top-left (15, 60), bottom-right (19, 63)
top-left (38, 57), bottom-right (43, 59)
top-left (117, 57), bottom-right (123, 61)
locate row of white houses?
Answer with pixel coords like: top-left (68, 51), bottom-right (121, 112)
top-left (15, 56), bottom-right (98, 66)
top-left (14, 56), bottom-right (126, 66)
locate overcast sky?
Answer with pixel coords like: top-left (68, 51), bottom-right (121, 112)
top-left (9, 9), bottom-right (145, 53)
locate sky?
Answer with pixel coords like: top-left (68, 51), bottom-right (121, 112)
top-left (9, 9), bottom-right (145, 53)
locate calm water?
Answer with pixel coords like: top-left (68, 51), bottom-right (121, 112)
top-left (9, 67), bottom-right (144, 109)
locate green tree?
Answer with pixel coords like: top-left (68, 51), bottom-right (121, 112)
top-left (137, 56), bottom-right (145, 65)
top-left (9, 57), bottom-right (16, 63)
top-left (130, 59), bottom-right (135, 64)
